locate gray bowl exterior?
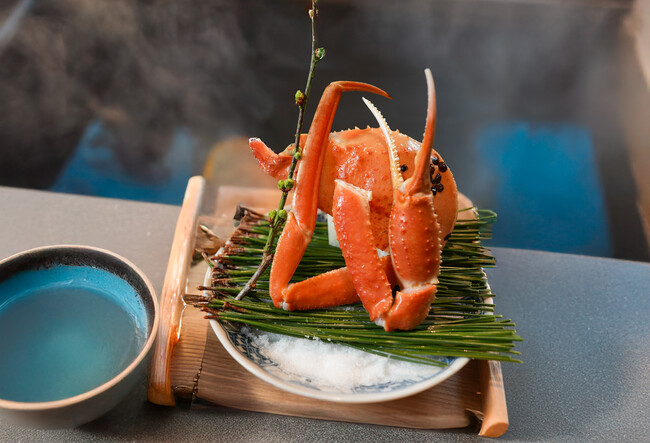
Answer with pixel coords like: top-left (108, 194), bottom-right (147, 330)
top-left (0, 352), bottom-right (152, 429)
top-left (0, 245), bottom-right (159, 429)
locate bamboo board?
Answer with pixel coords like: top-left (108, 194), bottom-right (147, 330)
top-left (198, 311), bottom-right (482, 430)
top-left (151, 180), bottom-right (509, 437)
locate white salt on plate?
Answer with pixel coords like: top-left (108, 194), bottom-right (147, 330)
top-left (241, 327), bottom-right (440, 392)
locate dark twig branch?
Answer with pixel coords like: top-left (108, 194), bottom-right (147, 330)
top-left (235, 0), bottom-right (324, 301)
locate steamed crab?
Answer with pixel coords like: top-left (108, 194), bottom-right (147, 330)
top-left (250, 69), bottom-right (458, 331)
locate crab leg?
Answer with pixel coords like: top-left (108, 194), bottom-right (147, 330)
top-left (269, 81), bottom-right (390, 309)
top-left (364, 69), bottom-right (442, 331)
top-left (281, 255), bottom-right (397, 310)
top-left (331, 180), bottom-right (394, 321)
top-left (248, 135), bottom-right (309, 180)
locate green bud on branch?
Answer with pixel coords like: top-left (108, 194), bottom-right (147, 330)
top-left (277, 209), bottom-right (288, 220)
top-left (268, 209), bottom-right (277, 221)
top-left (314, 47), bottom-right (325, 62)
top-left (294, 151), bottom-right (302, 160)
top-left (277, 179), bottom-right (295, 192)
top-left (295, 90), bottom-right (305, 106)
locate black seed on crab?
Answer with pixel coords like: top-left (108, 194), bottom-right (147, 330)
top-left (400, 164), bottom-right (408, 172)
top-left (431, 186), bottom-right (437, 195)
top-left (439, 162), bottom-right (448, 172)
top-left (432, 173), bottom-right (442, 184)
top-left (435, 183), bottom-right (444, 192)
top-left (431, 156), bottom-right (439, 165)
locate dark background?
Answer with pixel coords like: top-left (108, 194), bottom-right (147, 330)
top-left (0, 0), bottom-right (648, 261)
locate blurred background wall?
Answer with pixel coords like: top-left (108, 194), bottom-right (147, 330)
top-left (0, 0), bottom-right (648, 261)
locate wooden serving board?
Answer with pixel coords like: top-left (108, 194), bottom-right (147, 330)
top-left (149, 177), bottom-right (508, 438)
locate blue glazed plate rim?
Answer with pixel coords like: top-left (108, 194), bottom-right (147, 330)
top-left (205, 268), bottom-right (477, 404)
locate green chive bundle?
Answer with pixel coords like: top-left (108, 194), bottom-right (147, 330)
top-left (202, 207), bottom-right (521, 367)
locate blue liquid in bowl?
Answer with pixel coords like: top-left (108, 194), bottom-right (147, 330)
top-left (0, 265), bottom-right (148, 403)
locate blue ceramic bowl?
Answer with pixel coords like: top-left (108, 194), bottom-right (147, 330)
top-left (0, 245), bottom-right (158, 428)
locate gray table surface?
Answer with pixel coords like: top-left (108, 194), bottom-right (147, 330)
top-left (0, 186), bottom-right (648, 442)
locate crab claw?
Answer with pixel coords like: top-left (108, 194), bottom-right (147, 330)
top-left (382, 190), bottom-right (440, 331)
top-left (364, 69), bottom-right (443, 331)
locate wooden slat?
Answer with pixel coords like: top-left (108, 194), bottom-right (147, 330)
top-left (169, 306), bottom-right (209, 402)
top-left (148, 176), bottom-right (205, 406)
top-left (195, 323), bottom-right (481, 430)
top-left (478, 360), bottom-right (509, 437)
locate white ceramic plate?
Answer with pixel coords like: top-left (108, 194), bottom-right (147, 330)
top-left (204, 268), bottom-right (477, 404)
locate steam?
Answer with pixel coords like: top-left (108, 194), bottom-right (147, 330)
top-left (0, 0), bottom-right (271, 186)
top-left (0, 0), bottom-right (636, 192)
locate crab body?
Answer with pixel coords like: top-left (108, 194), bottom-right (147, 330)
top-left (249, 70), bottom-right (458, 331)
top-left (252, 128), bottom-right (458, 251)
